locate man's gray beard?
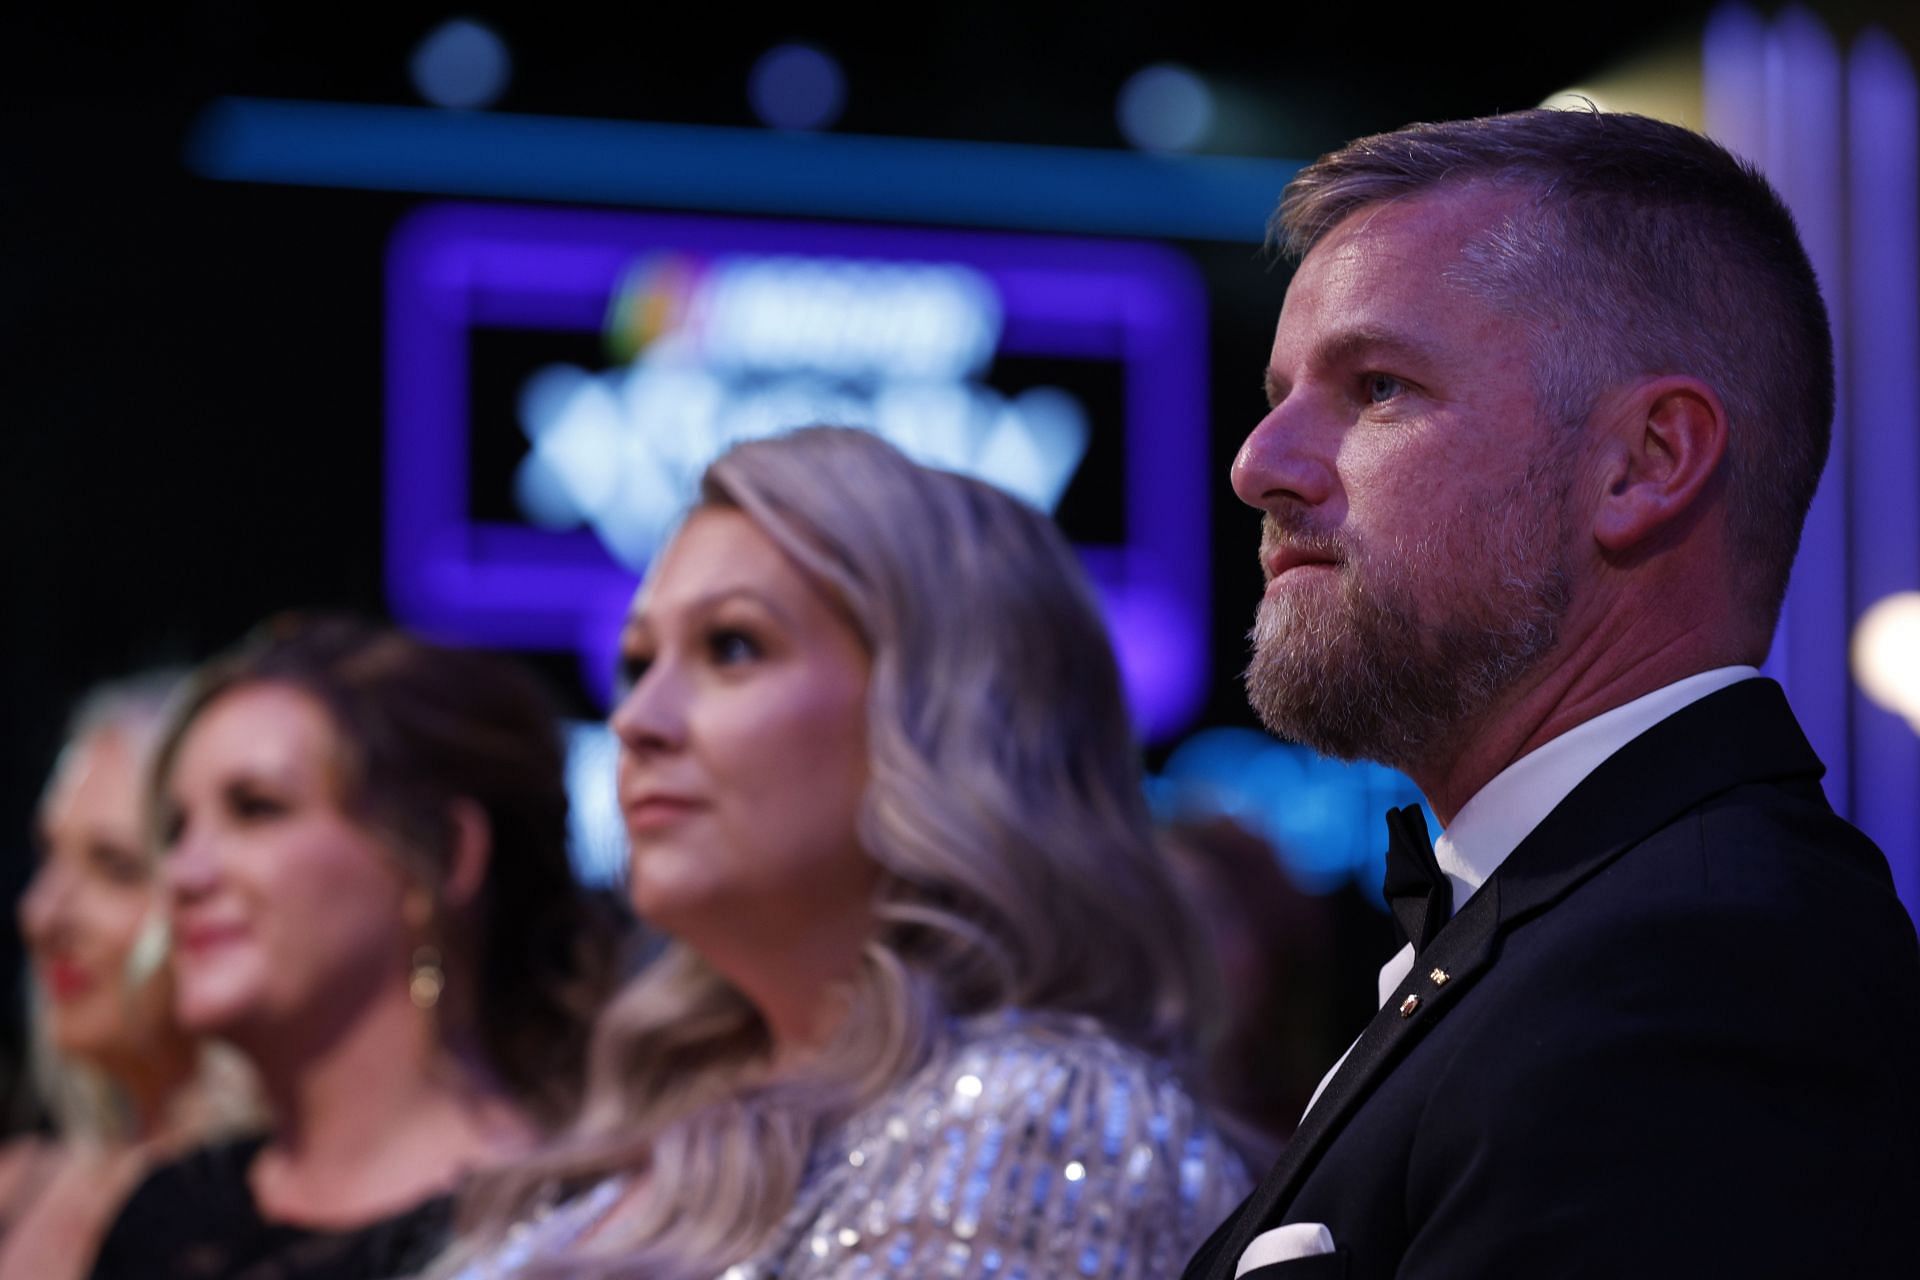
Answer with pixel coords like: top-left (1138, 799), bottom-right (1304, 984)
top-left (1243, 497), bottom-right (1573, 772)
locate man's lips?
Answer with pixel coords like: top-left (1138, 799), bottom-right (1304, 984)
top-left (1263, 547), bottom-right (1342, 582)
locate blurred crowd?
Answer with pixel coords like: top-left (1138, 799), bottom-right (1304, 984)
top-left (5, 427), bottom-right (1333, 1280)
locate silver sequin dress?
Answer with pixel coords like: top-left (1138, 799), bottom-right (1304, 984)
top-left (455, 1010), bottom-right (1252, 1279)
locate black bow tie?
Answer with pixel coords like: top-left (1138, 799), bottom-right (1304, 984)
top-left (1382, 804), bottom-right (1451, 956)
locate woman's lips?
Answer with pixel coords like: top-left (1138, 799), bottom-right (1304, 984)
top-left (622, 795), bottom-right (707, 833)
top-left (176, 922), bottom-right (248, 957)
top-left (39, 958), bottom-right (93, 1002)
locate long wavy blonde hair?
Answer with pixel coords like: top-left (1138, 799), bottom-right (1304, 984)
top-left (450, 426), bottom-right (1212, 1279)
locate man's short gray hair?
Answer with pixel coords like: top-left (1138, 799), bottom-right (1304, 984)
top-left (1276, 108), bottom-right (1834, 629)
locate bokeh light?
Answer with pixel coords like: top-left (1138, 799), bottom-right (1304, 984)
top-left (410, 17), bottom-right (511, 110)
top-left (749, 43), bottom-right (846, 131)
top-left (1853, 592), bottom-right (1920, 734)
top-left (1117, 64), bottom-right (1214, 153)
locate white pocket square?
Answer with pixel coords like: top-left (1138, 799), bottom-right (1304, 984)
top-left (1235, 1222), bottom-right (1336, 1276)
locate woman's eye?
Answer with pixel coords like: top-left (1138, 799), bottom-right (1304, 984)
top-left (614, 652), bottom-right (653, 698)
top-left (708, 629), bottom-right (761, 666)
top-left (89, 841), bottom-right (149, 886)
top-left (229, 789), bottom-right (286, 821)
top-left (1364, 373), bottom-right (1404, 404)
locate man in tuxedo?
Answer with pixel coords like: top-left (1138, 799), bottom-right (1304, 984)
top-left (1184, 109), bottom-right (1920, 1278)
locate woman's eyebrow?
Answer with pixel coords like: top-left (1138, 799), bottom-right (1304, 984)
top-left (634, 587), bottom-right (796, 630)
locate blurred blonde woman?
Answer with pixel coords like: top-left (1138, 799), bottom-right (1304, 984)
top-left (442, 426), bottom-right (1251, 1279)
top-left (0, 674), bottom-right (259, 1280)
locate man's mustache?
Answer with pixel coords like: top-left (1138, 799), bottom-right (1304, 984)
top-left (1259, 511), bottom-right (1348, 580)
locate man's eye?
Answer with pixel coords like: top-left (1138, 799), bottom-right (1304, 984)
top-left (1364, 373), bottom-right (1404, 404)
top-left (708, 629), bottom-right (761, 665)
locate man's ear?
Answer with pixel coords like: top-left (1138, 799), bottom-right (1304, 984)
top-left (1592, 375), bottom-right (1730, 553)
top-left (442, 798), bottom-right (493, 913)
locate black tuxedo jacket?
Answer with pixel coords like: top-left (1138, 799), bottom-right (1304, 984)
top-left (1185, 679), bottom-right (1920, 1279)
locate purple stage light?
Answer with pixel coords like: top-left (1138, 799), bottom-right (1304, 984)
top-left (1705, 4), bottom-right (1920, 919)
top-left (1848, 30), bottom-right (1920, 909)
top-left (1761, 8), bottom-right (1852, 815)
top-left (385, 203), bottom-right (1211, 740)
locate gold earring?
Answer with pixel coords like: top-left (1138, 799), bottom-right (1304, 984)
top-left (409, 946), bottom-right (445, 1010)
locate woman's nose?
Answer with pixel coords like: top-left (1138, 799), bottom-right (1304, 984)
top-left (160, 823), bottom-right (221, 901)
top-left (18, 860), bottom-right (73, 944)
top-left (609, 663), bottom-right (688, 756)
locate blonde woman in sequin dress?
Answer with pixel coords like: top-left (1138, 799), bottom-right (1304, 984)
top-left (438, 427), bottom-right (1252, 1280)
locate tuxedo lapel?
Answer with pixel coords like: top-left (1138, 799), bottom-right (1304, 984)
top-left (1193, 679), bottom-right (1825, 1280)
top-left (1490, 679), bottom-right (1823, 928)
top-left (1203, 885), bottom-right (1502, 1278)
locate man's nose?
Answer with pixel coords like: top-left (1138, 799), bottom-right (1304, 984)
top-left (1231, 401), bottom-right (1337, 512)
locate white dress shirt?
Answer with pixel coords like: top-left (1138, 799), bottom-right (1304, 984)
top-left (1310, 665), bottom-right (1762, 1112)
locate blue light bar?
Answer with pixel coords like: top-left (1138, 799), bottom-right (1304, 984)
top-left (184, 97), bottom-right (1300, 242)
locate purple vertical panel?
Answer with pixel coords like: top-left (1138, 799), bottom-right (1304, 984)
top-left (1706, 6), bottom-right (1790, 687)
top-left (1705, 6), bottom-right (1771, 164)
top-left (1848, 30), bottom-right (1920, 915)
top-left (1122, 261), bottom-right (1210, 738)
top-left (384, 221), bottom-right (472, 633)
top-left (1764, 9), bottom-right (1853, 817)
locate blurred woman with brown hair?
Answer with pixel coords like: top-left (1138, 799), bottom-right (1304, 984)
top-left (440, 426), bottom-right (1250, 1280)
top-left (0, 673), bottom-right (259, 1280)
top-left (1160, 816), bottom-right (1341, 1146)
top-left (89, 619), bottom-right (623, 1280)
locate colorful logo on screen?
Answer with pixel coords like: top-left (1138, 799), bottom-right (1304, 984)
top-left (384, 204), bottom-right (1211, 740)
top-left (520, 249), bottom-right (1093, 571)
top-left (605, 254), bottom-right (699, 362)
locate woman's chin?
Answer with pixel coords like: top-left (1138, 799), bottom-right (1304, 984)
top-left (624, 869), bottom-right (719, 933)
top-left (172, 988), bottom-right (259, 1044)
top-left (46, 1020), bottom-right (122, 1066)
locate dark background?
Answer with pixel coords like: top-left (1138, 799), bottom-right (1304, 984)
top-left (13, 0), bottom-right (1883, 1097)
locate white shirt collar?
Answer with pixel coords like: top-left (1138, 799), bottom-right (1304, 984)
top-left (1373, 664), bottom-right (1760, 1008)
top-left (1431, 664), bottom-right (1761, 906)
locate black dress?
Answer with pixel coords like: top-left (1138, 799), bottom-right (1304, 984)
top-left (88, 1137), bottom-right (453, 1280)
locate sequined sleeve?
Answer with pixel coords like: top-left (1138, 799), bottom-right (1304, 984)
top-left (759, 1018), bottom-right (1251, 1280)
